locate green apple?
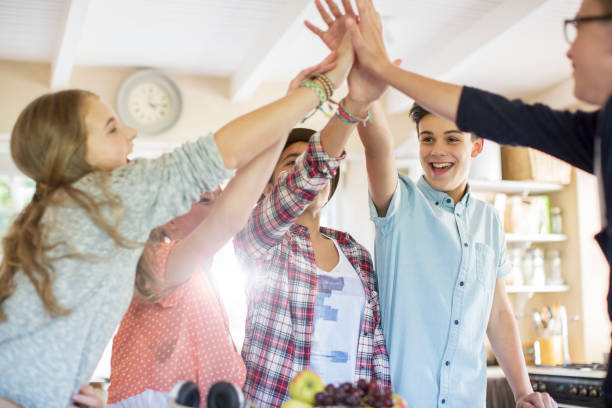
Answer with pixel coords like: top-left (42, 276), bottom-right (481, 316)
top-left (281, 398), bottom-right (313, 408)
top-left (288, 370), bottom-right (325, 404)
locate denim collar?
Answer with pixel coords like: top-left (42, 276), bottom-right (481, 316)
top-left (416, 175), bottom-right (471, 211)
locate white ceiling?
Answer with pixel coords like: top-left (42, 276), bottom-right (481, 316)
top-left (0, 0), bottom-right (581, 110)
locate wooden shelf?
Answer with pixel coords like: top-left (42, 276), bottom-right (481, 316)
top-left (506, 233), bottom-right (567, 243)
top-left (506, 284), bottom-right (569, 294)
top-left (469, 179), bottom-right (563, 194)
top-left (506, 284), bottom-right (570, 316)
top-left (388, 160), bottom-right (565, 195)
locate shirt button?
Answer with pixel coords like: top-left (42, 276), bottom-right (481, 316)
top-left (454, 320), bottom-right (459, 325)
top-left (446, 198), bottom-right (451, 203)
top-left (441, 399), bottom-right (446, 404)
top-left (445, 361), bottom-right (450, 366)
top-left (459, 281), bottom-right (464, 286)
top-left (464, 243), bottom-right (468, 247)
top-left (435, 201), bottom-right (439, 206)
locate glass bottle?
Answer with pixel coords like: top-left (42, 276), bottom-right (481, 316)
top-left (522, 249), bottom-right (534, 285)
top-left (505, 248), bottom-right (524, 286)
top-left (531, 248), bottom-right (546, 286)
top-left (546, 250), bottom-right (563, 285)
top-left (550, 207), bottom-right (563, 234)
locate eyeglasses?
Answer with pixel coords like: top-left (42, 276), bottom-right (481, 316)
top-left (564, 14), bottom-right (612, 44)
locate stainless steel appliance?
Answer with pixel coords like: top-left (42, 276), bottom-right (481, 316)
top-left (528, 364), bottom-right (606, 407)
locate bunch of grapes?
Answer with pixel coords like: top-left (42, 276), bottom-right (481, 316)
top-left (313, 378), bottom-right (394, 407)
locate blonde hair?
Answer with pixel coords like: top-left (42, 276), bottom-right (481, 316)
top-left (0, 90), bottom-right (139, 322)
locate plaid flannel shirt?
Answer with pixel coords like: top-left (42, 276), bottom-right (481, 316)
top-left (234, 133), bottom-right (391, 408)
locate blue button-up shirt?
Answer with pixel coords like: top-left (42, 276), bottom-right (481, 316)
top-left (370, 174), bottom-right (511, 408)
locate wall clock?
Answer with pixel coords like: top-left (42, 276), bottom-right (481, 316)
top-left (116, 69), bottom-right (183, 135)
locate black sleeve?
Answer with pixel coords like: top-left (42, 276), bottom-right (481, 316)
top-left (457, 86), bottom-right (599, 174)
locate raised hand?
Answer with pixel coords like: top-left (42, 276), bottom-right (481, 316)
top-left (287, 51), bottom-right (338, 95)
top-left (306, 0), bottom-right (394, 105)
top-left (288, 24), bottom-right (354, 98)
top-left (347, 62), bottom-right (394, 105)
top-left (304, 0), bottom-right (356, 51)
top-left (321, 28), bottom-right (355, 91)
top-left (347, 0), bottom-right (393, 77)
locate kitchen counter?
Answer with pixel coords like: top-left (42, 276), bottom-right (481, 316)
top-left (486, 366), bottom-right (514, 408)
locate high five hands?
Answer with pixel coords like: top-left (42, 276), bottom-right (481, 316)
top-left (305, 0), bottom-right (400, 107)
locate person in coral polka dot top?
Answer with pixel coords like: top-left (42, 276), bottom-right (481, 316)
top-left (107, 137), bottom-right (286, 407)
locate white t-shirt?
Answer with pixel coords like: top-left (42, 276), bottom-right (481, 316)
top-left (309, 238), bottom-right (366, 385)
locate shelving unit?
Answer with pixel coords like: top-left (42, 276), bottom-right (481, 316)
top-left (391, 161), bottom-right (566, 196)
top-left (467, 178), bottom-right (569, 317)
top-left (506, 285), bottom-right (570, 317)
top-left (505, 284), bottom-right (569, 294)
top-left (469, 179), bottom-right (563, 195)
top-left (506, 233), bottom-right (567, 243)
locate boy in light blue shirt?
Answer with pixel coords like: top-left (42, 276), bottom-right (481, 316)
top-left (357, 102), bottom-right (553, 408)
top-left (304, 3), bottom-right (554, 405)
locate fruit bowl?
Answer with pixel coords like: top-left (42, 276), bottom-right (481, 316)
top-left (282, 371), bottom-right (406, 408)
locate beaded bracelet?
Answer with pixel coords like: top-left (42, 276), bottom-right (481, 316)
top-left (316, 73), bottom-right (335, 94)
top-left (299, 80), bottom-right (334, 122)
top-left (336, 110), bottom-right (359, 124)
top-left (336, 98), bottom-right (372, 126)
top-left (312, 73), bottom-right (335, 99)
top-left (299, 80), bottom-right (327, 108)
top-left (336, 104), bottom-right (359, 124)
top-left (313, 78), bottom-right (333, 101)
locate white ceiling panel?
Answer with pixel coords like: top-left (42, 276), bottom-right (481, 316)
top-left (0, 0), bottom-right (586, 103)
top-left (445, 0), bottom-right (581, 98)
top-left (265, 0), bottom-right (534, 80)
top-left (380, 0), bottom-right (506, 72)
top-left (0, 0), bottom-right (66, 62)
top-left (75, 0), bottom-right (291, 75)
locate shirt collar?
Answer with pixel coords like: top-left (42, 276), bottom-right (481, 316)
top-left (416, 175), bottom-right (471, 210)
top-left (290, 223), bottom-right (348, 243)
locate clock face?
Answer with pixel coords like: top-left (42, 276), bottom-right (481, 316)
top-left (128, 82), bottom-right (171, 125)
top-left (116, 70), bottom-right (183, 135)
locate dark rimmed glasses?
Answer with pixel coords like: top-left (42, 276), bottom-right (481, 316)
top-left (564, 14), bottom-right (612, 43)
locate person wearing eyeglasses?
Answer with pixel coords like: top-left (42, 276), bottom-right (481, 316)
top-left (338, 0), bottom-right (611, 406)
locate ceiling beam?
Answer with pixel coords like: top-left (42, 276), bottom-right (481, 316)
top-left (230, 0), bottom-right (312, 102)
top-left (385, 0), bottom-right (551, 114)
top-left (50, 0), bottom-right (93, 90)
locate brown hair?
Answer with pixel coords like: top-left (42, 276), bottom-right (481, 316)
top-left (601, 0), bottom-right (612, 13)
top-left (280, 128), bottom-right (340, 200)
top-left (0, 90), bottom-right (139, 322)
top-left (409, 102), bottom-right (479, 141)
top-left (408, 102), bottom-right (431, 129)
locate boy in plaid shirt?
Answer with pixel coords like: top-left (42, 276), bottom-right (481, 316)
top-left (235, 117), bottom-right (390, 406)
